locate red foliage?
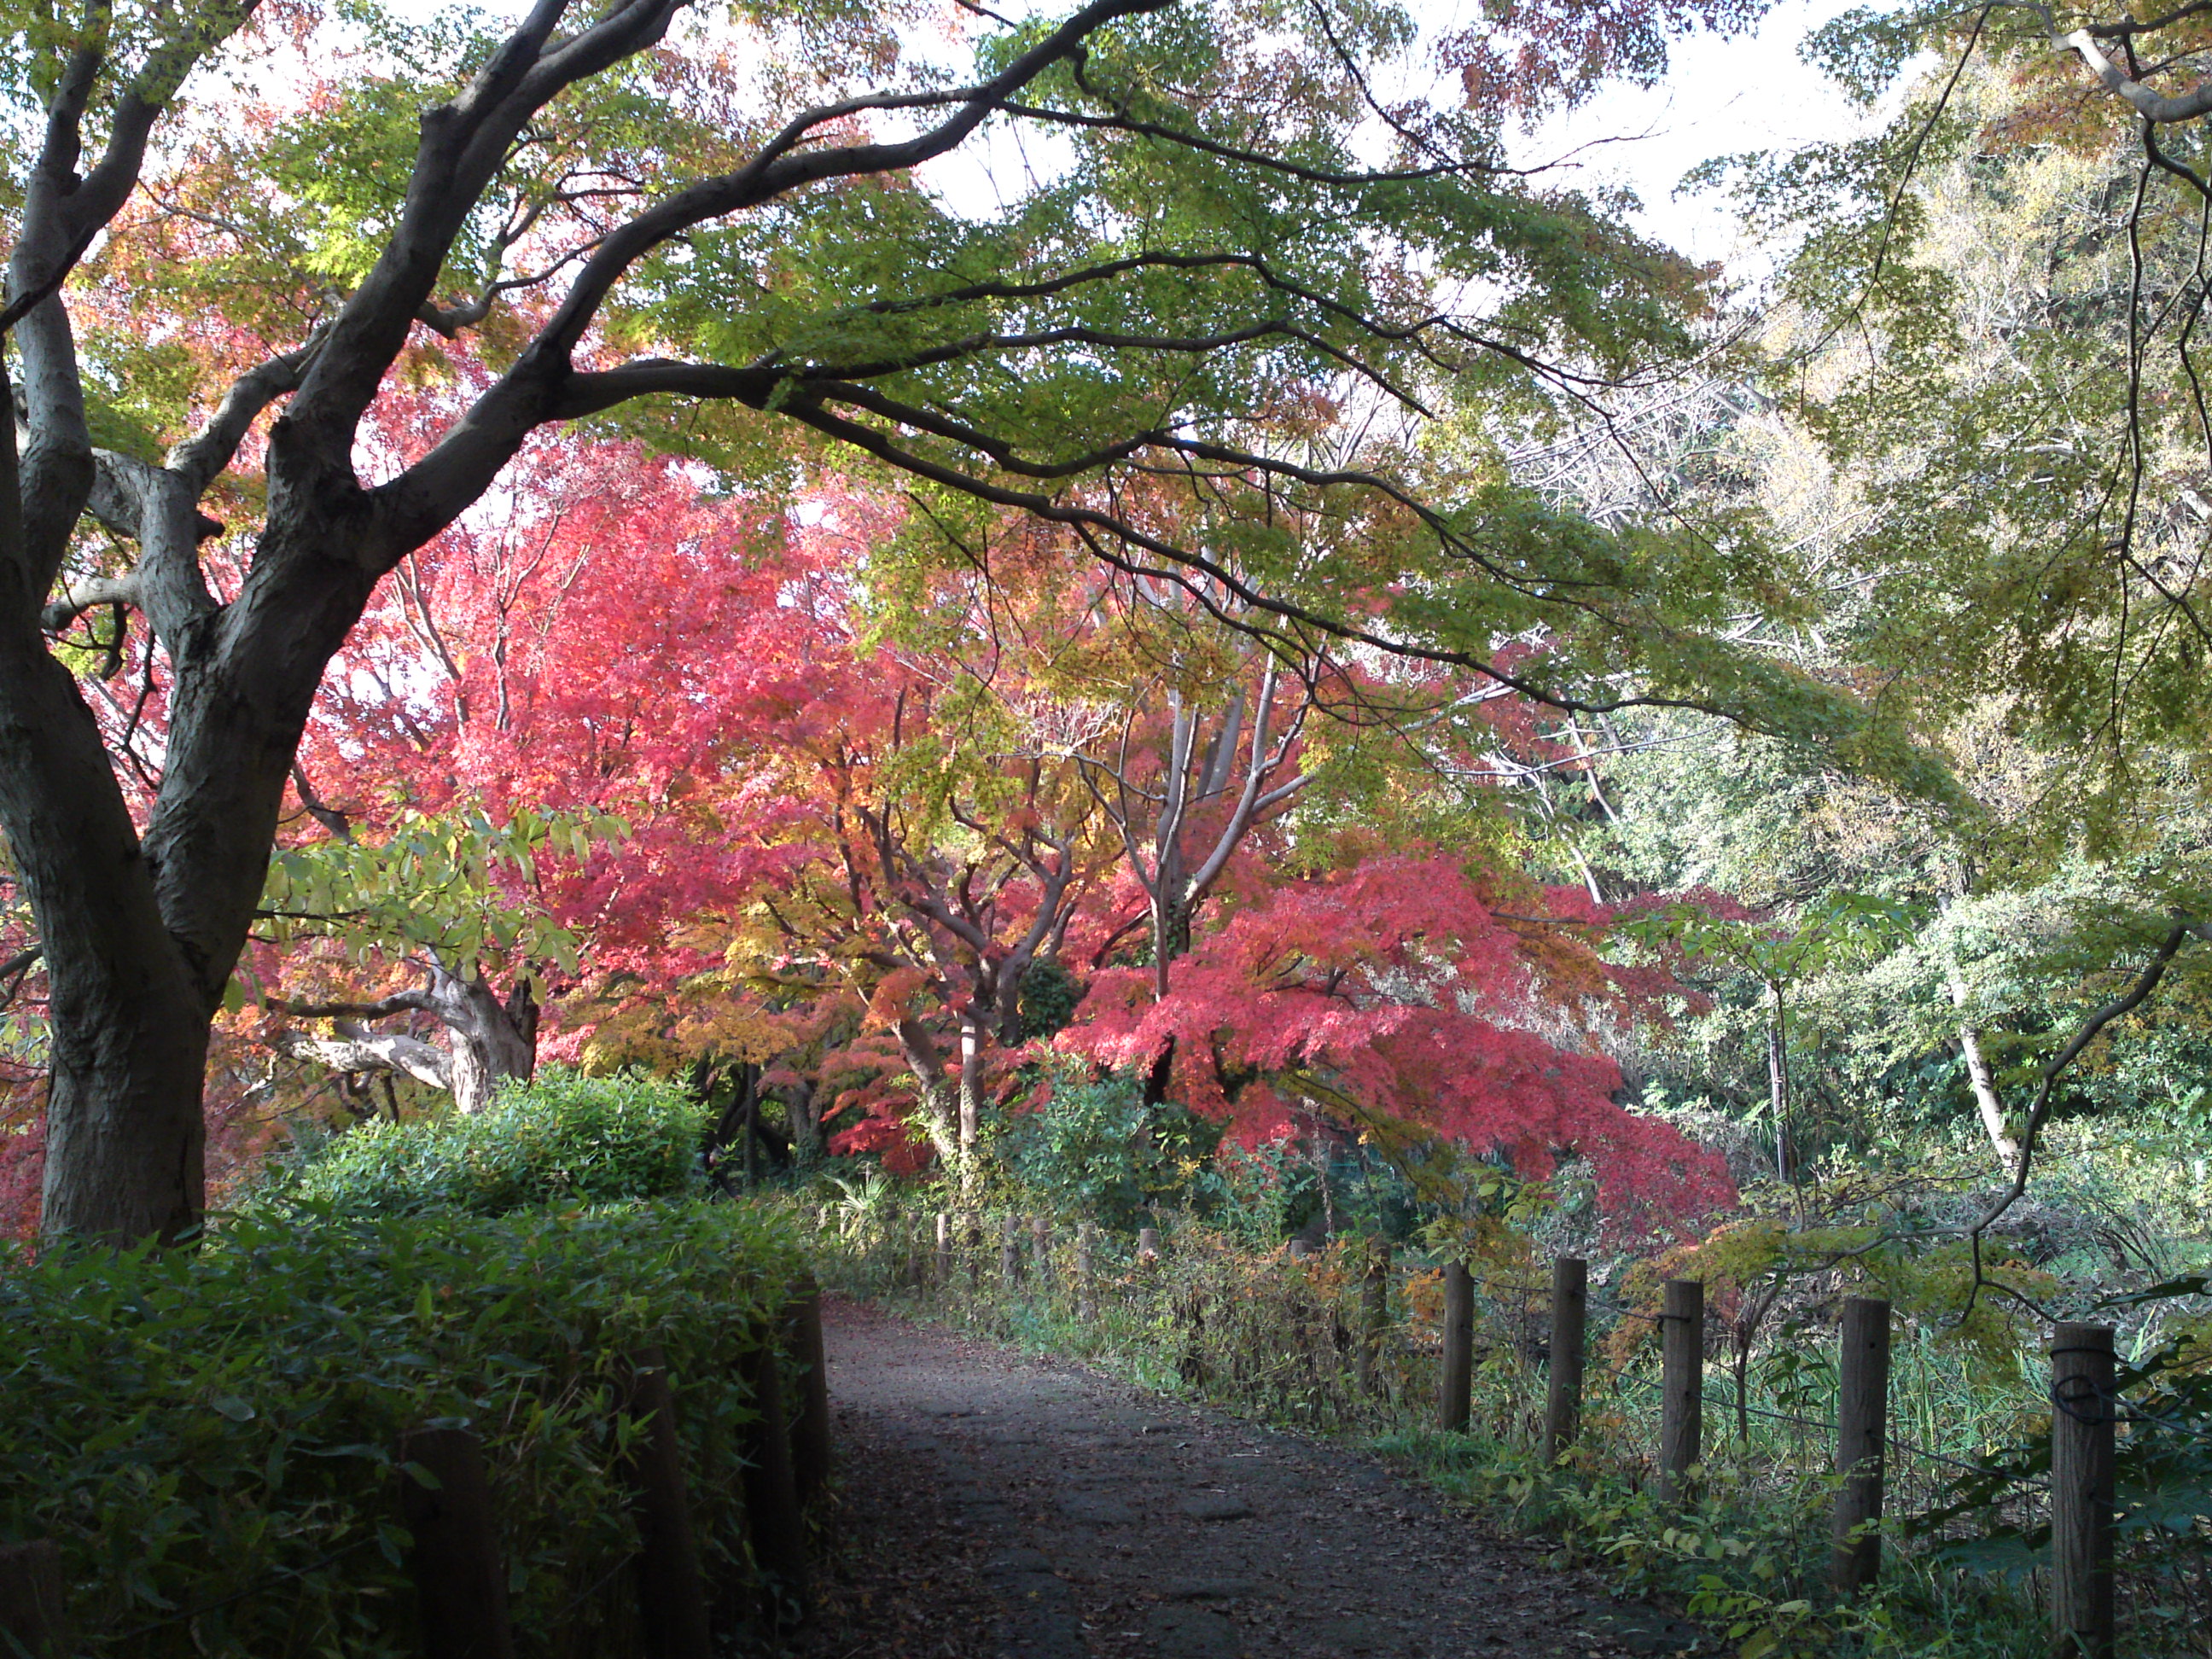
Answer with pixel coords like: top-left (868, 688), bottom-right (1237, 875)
top-left (1060, 848), bottom-right (1734, 1231)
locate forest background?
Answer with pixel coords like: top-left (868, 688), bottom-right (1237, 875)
top-left (6, 0), bottom-right (2212, 1650)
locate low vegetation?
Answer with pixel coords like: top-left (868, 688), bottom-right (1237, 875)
top-left (0, 1078), bottom-right (800, 1656)
top-left (274, 1067), bottom-right (710, 1217)
top-left (808, 1132), bottom-right (2212, 1659)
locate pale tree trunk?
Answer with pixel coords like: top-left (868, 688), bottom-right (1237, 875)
top-left (958, 1015), bottom-right (987, 1170)
top-left (433, 969), bottom-right (537, 1115)
top-left (1946, 966), bottom-right (2023, 1174)
top-left (1937, 942), bottom-right (2026, 1176)
top-left (274, 963), bottom-right (538, 1115)
top-left (1765, 987), bottom-right (1792, 1184)
top-left (1955, 1025), bottom-right (2022, 1174)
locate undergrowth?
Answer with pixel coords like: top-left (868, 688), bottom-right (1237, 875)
top-left (0, 1198), bottom-right (803, 1656)
top-left (808, 1208), bottom-right (2176, 1659)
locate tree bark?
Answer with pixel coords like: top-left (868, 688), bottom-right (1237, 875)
top-left (1765, 989), bottom-right (1792, 1184)
top-left (432, 968), bottom-right (537, 1115)
top-left (0, 434), bottom-right (207, 1241)
top-left (1946, 964), bottom-right (2023, 1175)
top-left (1955, 1024), bottom-right (2023, 1175)
top-left (275, 964), bottom-right (537, 1115)
top-left (783, 1080), bottom-right (825, 1166)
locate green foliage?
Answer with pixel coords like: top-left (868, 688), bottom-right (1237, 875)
top-left (1014, 959), bottom-right (1086, 1043)
top-left (277, 1067), bottom-right (707, 1217)
top-left (0, 1200), bottom-right (804, 1656)
top-left (1209, 1138), bottom-right (1332, 1248)
top-left (242, 806), bottom-right (628, 1015)
top-left (996, 1068), bottom-right (1221, 1232)
top-left (1918, 1315), bottom-right (2212, 1622)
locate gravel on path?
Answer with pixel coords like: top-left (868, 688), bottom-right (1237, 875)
top-left (790, 1299), bottom-right (1714, 1659)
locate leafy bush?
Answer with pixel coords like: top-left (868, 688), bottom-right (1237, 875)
top-left (995, 1068), bottom-right (1221, 1231)
top-left (282, 1066), bottom-right (707, 1215)
top-left (0, 1200), bottom-right (804, 1656)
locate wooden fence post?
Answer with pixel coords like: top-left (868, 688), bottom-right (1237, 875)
top-left (785, 1278), bottom-right (833, 1506)
top-left (619, 1348), bottom-right (713, 1659)
top-left (934, 1212), bottom-right (953, 1289)
top-left (737, 1337), bottom-right (809, 1621)
top-left (1439, 1259), bottom-right (1474, 1433)
top-left (1831, 1296), bottom-right (1891, 1594)
top-left (999, 1214), bottom-right (1023, 1287)
top-left (1658, 1279), bottom-right (1703, 1503)
top-left (0, 1540), bottom-right (67, 1659)
top-left (1137, 1225), bottom-right (1161, 1264)
top-left (1075, 1221), bottom-right (1097, 1320)
top-left (1030, 1214), bottom-right (1051, 1286)
top-left (2051, 1323), bottom-right (2116, 1659)
top-left (911, 1218), bottom-right (928, 1288)
top-left (963, 1212), bottom-right (981, 1287)
top-left (1358, 1240), bottom-right (1392, 1394)
top-left (395, 1426), bottom-right (517, 1659)
top-left (1545, 1257), bottom-right (1587, 1462)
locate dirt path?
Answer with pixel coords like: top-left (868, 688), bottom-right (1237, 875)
top-left (792, 1300), bottom-right (1713, 1659)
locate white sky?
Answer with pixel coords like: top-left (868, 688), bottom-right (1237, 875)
top-left (910, 0), bottom-right (1898, 280)
top-left (1511, 0), bottom-right (1902, 269)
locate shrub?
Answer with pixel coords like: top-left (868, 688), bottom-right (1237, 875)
top-left (996, 1068), bottom-right (1222, 1231)
top-left (282, 1066), bottom-right (707, 1215)
top-left (0, 1200), bottom-right (804, 1657)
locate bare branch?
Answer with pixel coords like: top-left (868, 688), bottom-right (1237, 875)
top-left (42, 571), bottom-right (140, 633)
top-left (265, 989), bottom-right (435, 1021)
top-left (274, 1024), bottom-right (451, 1091)
top-left (170, 334), bottom-right (326, 492)
top-left (2063, 25), bottom-right (2212, 122)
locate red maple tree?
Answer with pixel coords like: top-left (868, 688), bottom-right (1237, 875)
top-left (1061, 844), bottom-right (1734, 1230)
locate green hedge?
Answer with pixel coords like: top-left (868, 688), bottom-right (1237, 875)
top-left (282, 1067), bottom-right (708, 1215)
top-left (0, 1200), bottom-right (803, 1656)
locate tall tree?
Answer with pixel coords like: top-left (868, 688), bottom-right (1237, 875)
top-left (717, 589), bottom-right (1116, 1185)
top-left (4, 0), bottom-right (1842, 1239)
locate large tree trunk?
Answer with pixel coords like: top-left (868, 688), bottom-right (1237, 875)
top-left (783, 1079), bottom-right (825, 1166)
top-left (957, 1015), bottom-right (986, 1167)
top-left (433, 969), bottom-right (537, 1115)
top-left (892, 1016), bottom-right (963, 1173)
top-left (0, 477), bottom-right (211, 1241)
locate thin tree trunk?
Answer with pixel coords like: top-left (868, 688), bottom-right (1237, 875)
top-left (1946, 968), bottom-right (2023, 1174)
top-left (1955, 1024), bottom-right (2023, 1174)
top-left (1150, 889), bottom-right (1192, 999)
top-left (1766, 988), bottom-right (1792, 1184)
